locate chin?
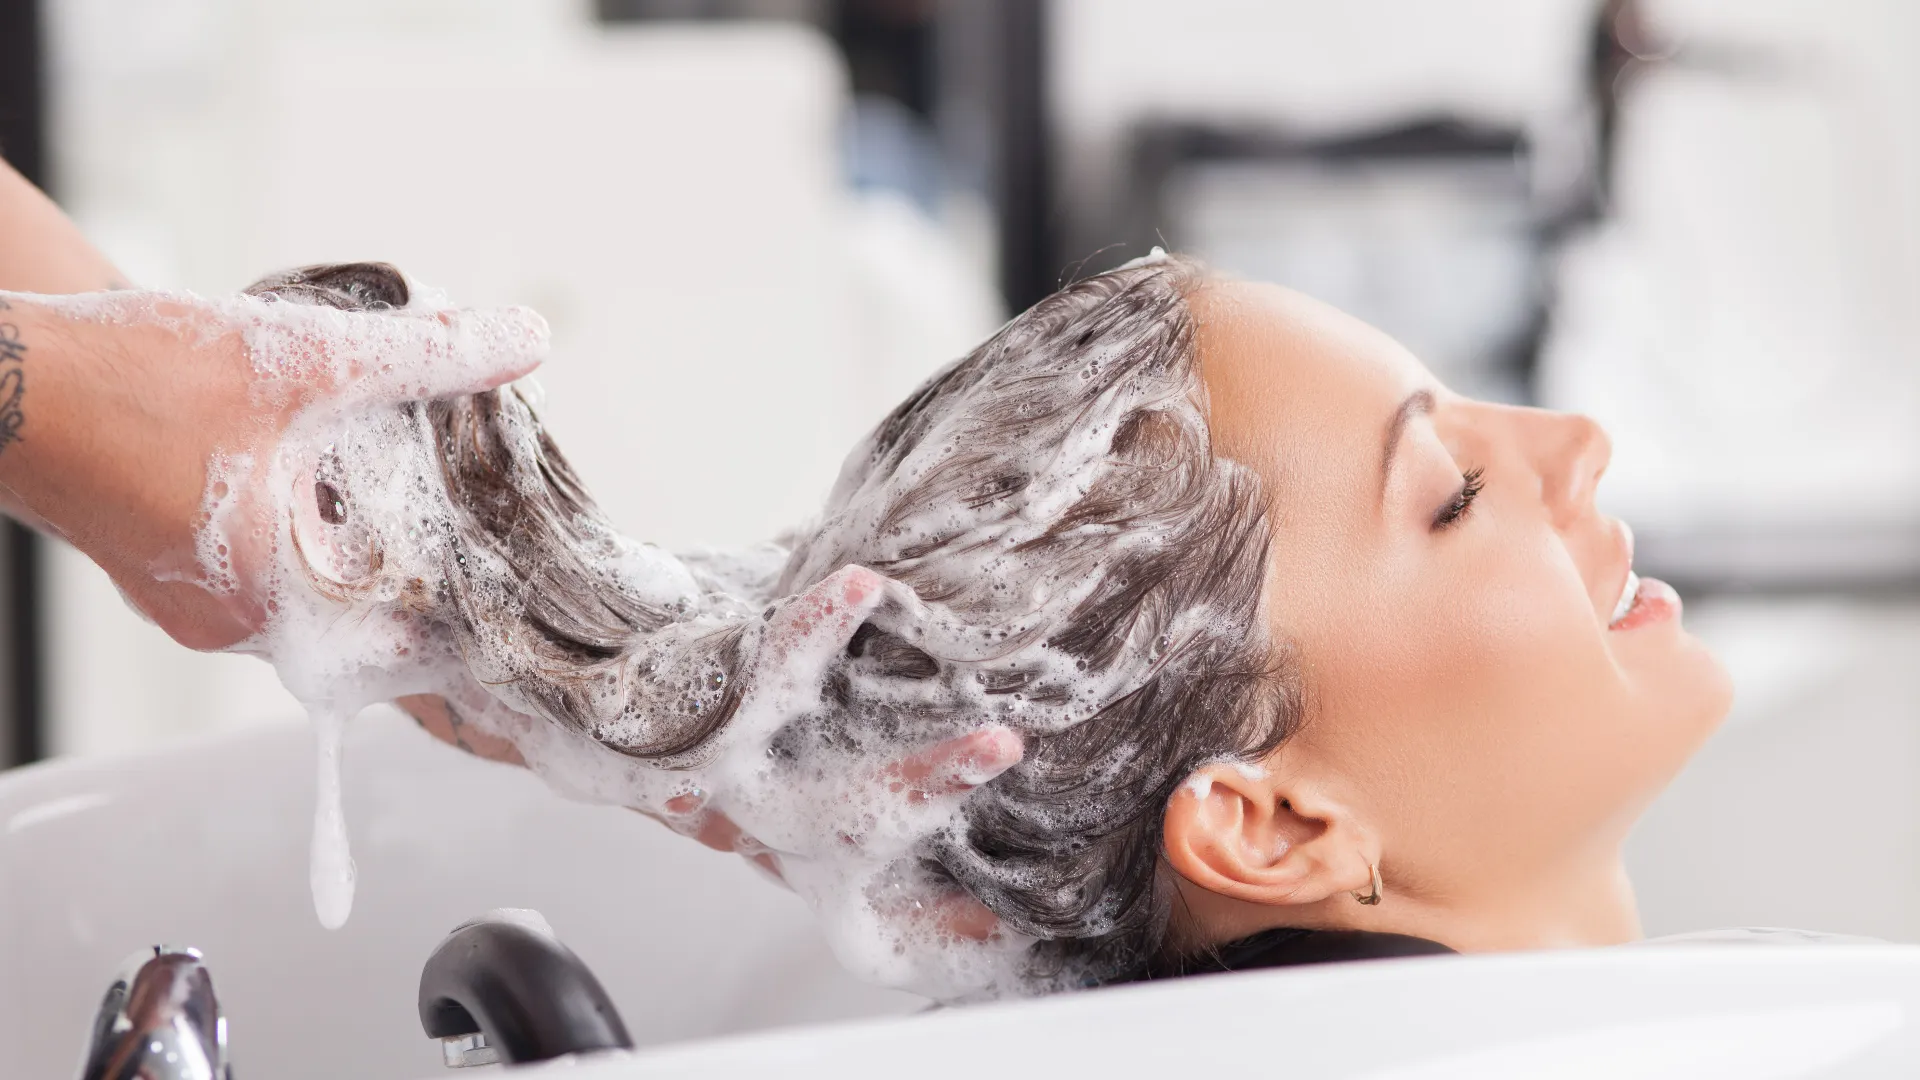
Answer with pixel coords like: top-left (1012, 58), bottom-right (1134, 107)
top-left (1643, 628), bottom-right (1735, 767)
top-left (1690, 641), bottom-right (1736, 736)
top-left (1608, 608), bottom-right (1733, 756)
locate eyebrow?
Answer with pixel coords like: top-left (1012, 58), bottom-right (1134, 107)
top-left (1380, 389), bottom-right (1435, 496)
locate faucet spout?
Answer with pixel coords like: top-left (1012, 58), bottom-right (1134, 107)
top-left (418, 910), bottom-right (633, 1067)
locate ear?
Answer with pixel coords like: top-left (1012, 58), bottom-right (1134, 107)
top-left (1163, 762), bottom-right (1376, 908)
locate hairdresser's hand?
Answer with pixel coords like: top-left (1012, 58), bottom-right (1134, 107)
top-left (396, 693), bottom-right (527, 767)
top-left (658, 726), bottom-right (1023, 942)
top-left (0, 289), bottom-right (545, 650)
top-left (400, 686), bottom-right (1012, 941)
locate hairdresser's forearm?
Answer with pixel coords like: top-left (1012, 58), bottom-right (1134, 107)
top-left (0, 160), bottom-right (126, 294)
top-left (0, 296), bottom-right (254, 646)
top-left (0, 299), bottom-right (218, 557)
top-left (0, 299), bottom-right (141, 548)
top-left (0, 162), bottom-right (129, 524)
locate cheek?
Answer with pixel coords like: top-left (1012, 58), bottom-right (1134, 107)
top-left (1464, 528), bottom-right (1731, 812)
top-left (1303, 531), bottom-right (1658, 853)
top-left (1410, 554), bottom-right (1621, 772)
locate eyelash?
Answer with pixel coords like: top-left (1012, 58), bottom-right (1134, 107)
top-left (1432, 466), bottom-right (1485, 530)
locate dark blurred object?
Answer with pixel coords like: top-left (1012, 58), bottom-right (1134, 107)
top-left (595, 0), bottom-right (826, 21)
top-left (1583, 0), bottom-right (1672, 221)
top-left (1080, 0), bottom-right (1764, 409)
top-left (926, 0), bottom-right (1052, 311)
top-left (418, 914), bottom-right (632, 1068)
top-left (0, 0), bottom-right (45, 769)
top-left (1581, 0), bottom-right (1790, 222)
top-left (597, 0), bottom-right (1054, 315)
top-left (1123, 118), bottom-right (1541, 404)
top-left (836, 0), bottom-right (943, 212)
top-left (834, 0), bottom-right (938, 117)
top-left (1636, 520), bottom-right (1920, 600)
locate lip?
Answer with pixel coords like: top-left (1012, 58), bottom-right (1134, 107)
top-left (1609, 574), bottom-right (1681, 631)
top-left (1602, 520), bottom-right (1636, 627)
top-left (1602, 520), bottom-right (1681, 631)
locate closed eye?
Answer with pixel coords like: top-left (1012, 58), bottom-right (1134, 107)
top-left (1432, 467), bottom-right (1485, 531)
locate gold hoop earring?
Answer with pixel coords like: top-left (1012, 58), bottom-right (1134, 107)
top-left (1353, 862), bottom-right (1383, 906)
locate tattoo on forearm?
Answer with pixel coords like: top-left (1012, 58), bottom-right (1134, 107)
top-left (444, 702), bottom-right (477, 753)
top-left (0, 299), bottom-right (24, 455)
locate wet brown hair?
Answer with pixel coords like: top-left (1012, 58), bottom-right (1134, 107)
top-left (252, 256), bottom-right (1301, 983)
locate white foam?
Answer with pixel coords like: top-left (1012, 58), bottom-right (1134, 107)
top-left (309, 706), bottom-right (356, 930)
top-left (472, 907), bottom-right (556, 940)
top-left (1117, 245), bottom-right (1170, 270)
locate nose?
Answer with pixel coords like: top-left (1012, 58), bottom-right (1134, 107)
top-left (1529, 410), bottom-right (1611, 528)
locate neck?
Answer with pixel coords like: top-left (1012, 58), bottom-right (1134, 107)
top-left (1184, 853), bottom-right (1644, 955)
top-left (1376, 856), bottom-right (1643, 952)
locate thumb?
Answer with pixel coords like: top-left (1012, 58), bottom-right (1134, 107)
top-left (331, 304), bottom-right (549, 409)
top-left (887, 726), bottom-right (1024, 802)
top-left (759, 565), bottom-right (896, 683)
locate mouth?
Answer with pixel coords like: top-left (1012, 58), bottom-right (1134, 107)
top-left (1605, 526), bottom-right (1681, 632)
top-left (1609, 571), bottom-right (1641, 627)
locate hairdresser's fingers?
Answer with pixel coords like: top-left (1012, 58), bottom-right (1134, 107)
top-left (745, 850), bottom-right (788, 884)
top-left (870, 881), bottom-right (1001, 942)
top-left (657, 796), bottom-right (746, 855)
top-left (655, 796), bottom-right (792, 881)
top-left (934, 892), bottom-right (1001, 943)
top-left (758, 564), bottom-right (893, 682)
top-left (732, 836), bottom-right (791, 887)
top-left (664, 805), bottom-right (794, 887)
top-left (295, 305), bottom-right (549, 409)
top-left (885, 726), bottom-right (1023, 803)
top-left (405, 306), bottom-right (549, 398)
top-left (394, 694), bottom-right (527, 766)
top-left (693, 811), bottom-right (743, 853)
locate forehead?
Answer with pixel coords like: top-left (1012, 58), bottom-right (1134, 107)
top-left (1191, 280), bottom-right (1427, 511)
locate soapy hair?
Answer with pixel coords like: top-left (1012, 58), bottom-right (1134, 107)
top-left (251, 256), bottom-right (1297, 984)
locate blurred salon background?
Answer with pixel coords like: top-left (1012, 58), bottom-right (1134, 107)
top-left (1, 0), bottom-right (1917, 941)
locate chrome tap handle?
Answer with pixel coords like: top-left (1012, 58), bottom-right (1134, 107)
top-left (77, 946), bottom-right (231, 1080)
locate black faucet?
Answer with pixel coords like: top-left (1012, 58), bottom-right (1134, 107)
top-left (418, 911), bottom-right (634, 1067)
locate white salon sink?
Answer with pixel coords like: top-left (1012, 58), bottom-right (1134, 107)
top-left (0, 712), bottom-right (919, 1079)
top-left (576, 947), bottom-right (1920, 1079)
top-left (6, 715), bottom-right (1920, 1079)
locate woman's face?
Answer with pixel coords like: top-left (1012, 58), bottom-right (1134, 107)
top-left (1192, 280), bottom-right (1732, 919)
